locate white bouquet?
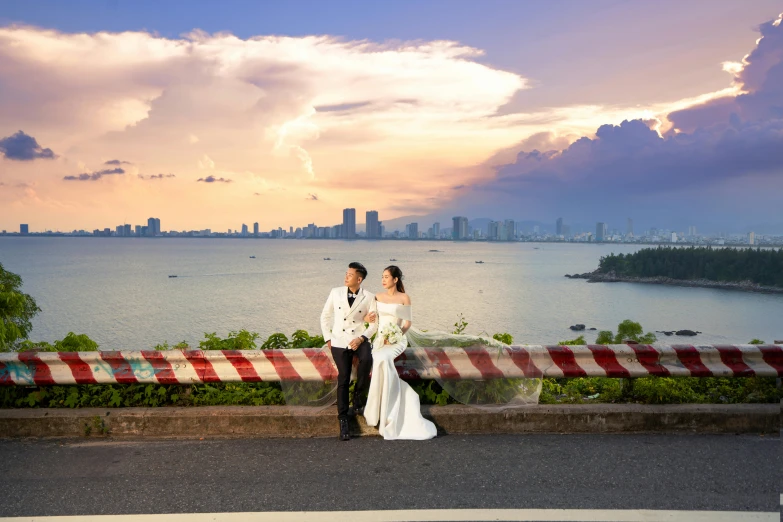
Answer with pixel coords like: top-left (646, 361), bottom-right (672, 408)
top-left (379, 323), bottom-right (404, 345)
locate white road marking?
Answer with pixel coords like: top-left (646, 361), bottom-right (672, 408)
top-left (0, 509), bottom-right (777, 522)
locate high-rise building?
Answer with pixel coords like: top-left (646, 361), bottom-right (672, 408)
top-left (487, 221), bottom-right (499, 240)
top-left (366, 210), bottom-right (379, 238)
top-left (20, 224), bottom-right (29, 235)
top-left (452, 217), bottom-right (469, 240)
top-left (342, 208), bottom-right (356, 239)
top-left (596, 222), bottom-right (607, 242)
top-left (241, 224), bottom-right (249, 237)
top-left (688, 225), bottom-right (697, 237)
top-left (331, 224), bottom-right (342, 238)
top-left (253, 222), bottom-right (259, 237)
top-left (504, 219), bottom-right (516, 240)
top-left (748, 231), bottom-right (755, 245)
top-left (406, 222), bottom-right (419, 239)
top-left (671, 232), bottom-right (678, 243)
top-left (146, 217), bottom-right (161, 237)
top-left (626, 218), bottom-right (634, 237)
top-left (432, 222), bottom-right (440, 238)
top-left (556, 217), bottom-right (563, 236)
top-left (135, 225), bottom-right (142, 237)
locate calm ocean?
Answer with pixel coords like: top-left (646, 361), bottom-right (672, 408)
top-left (1, 237), bottom-right (781, 349)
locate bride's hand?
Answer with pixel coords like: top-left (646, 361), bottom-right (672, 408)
top-left (365, 312), bottom-right (377, 323)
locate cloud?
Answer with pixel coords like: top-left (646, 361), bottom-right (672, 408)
top-left (197, 175), bottom-right (232, 183)
top-left (63, 167), bottom-right (125, 181)
top-left (306, 193), bottom-right (319, 201)
top-left (197, 155), bottom-right (215, 170)
top-left (104, 159), bottom-right (131, 165)
top-left (463, 13), bottom-right (783, 231)
top-left (138, 173), bottom-right (175, 180)
top-left (667, 13), bottom-right (783, 132)
top-left (0, 131), bottom-right (56, 161)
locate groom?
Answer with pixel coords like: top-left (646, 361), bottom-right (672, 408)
top-left (320, 262), bottom-right (377, 441)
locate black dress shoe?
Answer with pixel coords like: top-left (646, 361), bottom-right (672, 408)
top-left (339, 419), bottom-right (350, 441)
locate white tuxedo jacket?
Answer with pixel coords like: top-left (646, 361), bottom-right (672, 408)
top-left (320, 286), bottom-right (378, 349)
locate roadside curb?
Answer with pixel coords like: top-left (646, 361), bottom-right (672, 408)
top-left (0, 404), bottom-right (778, 439)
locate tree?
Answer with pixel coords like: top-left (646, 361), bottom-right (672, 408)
top-left (595, 320), bottom-right (657, 344)
top-left (0, 263), bottom-right (41, 351)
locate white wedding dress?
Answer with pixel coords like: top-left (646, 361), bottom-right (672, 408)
top-left (364, 302), bottom-right (437, 440)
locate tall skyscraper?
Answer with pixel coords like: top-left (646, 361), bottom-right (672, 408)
top-left (241, 224), bottom-right (248, 237)
top-left (253, 222), bottom-right (259, 237)
top-left (556, 217), bottom-right (563, 236)
top-left (147, 217), bottom-right (156, 237)
top-left (688, 225), bottom-right (697, 237)
top-left (452, 217), bottom-right (469, 240)
top-left (366, 210), bottom-right (379, 238)
top-left (342, 208), bottom-right (356, 239)
top-left (19, 224), bottom-right (28, 235)
top-left (504, 219), bottom-right (516, 240)
top-left (406, 222), bottom-right (418, 239)
top-left (596, 222), bottom-right (607, 242)
top-left (748, 231), bottom-right (755, 245)
top-left (626, 218), bottom-right (634, 237)
top-left (488, 221), bottom-right (499, 240)
top-left (123, 224), bottom-right (131, 237)
top-left (432, 222), bottom-right (440, 238)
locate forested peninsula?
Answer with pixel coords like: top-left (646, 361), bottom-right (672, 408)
top-left (566, 246), bottom-right (783, 293)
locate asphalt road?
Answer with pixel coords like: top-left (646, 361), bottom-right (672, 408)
top-left (0, 433), bottom-right (778, 517)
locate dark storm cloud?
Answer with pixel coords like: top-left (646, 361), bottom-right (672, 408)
top-left (0, 131), bottom-right (56, 161)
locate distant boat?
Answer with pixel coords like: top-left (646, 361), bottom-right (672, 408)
top-left (428, 249), bottom-right (442, 252)
top-left (390, 258), bottom-right (397, 261)
top-left (168, 275), bottom-right (178, 278)
top-left (475, 261), bottom-right (484, 264)
top-left (249, 256), bottom-right (256, 258)
top-left (323, 257), bottom-right (331, 260)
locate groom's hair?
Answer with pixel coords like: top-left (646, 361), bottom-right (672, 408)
top-left (348, 262), bottom-right (367, 281)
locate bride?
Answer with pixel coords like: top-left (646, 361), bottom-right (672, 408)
top-left (363, 265), bottom-right (437, 441)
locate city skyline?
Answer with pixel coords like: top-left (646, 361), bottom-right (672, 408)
top-left (7, 207), bottom-right (779, 246)
top-left (0, 2), bottom-right (782, 233)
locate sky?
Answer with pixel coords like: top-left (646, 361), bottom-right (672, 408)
top-left (0, 0), bottom-right (781, 234)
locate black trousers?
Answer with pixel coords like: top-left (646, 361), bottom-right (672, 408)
top-left (331, 341), bottom-right (373, 420)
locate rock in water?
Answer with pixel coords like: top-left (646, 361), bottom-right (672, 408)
top-left (675, 329), bottom-right (698, 336)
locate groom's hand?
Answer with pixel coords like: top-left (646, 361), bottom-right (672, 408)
top-left (326, 340), bottom-right (331, 349)
top-left (348, 337), bottom-right (362, 350)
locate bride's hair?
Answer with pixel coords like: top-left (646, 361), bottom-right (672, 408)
top-left (384, 265), bottom-right (405, 293)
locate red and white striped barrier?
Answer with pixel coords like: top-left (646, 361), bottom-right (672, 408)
top-left (0, 345), bottom-right (781, 386)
